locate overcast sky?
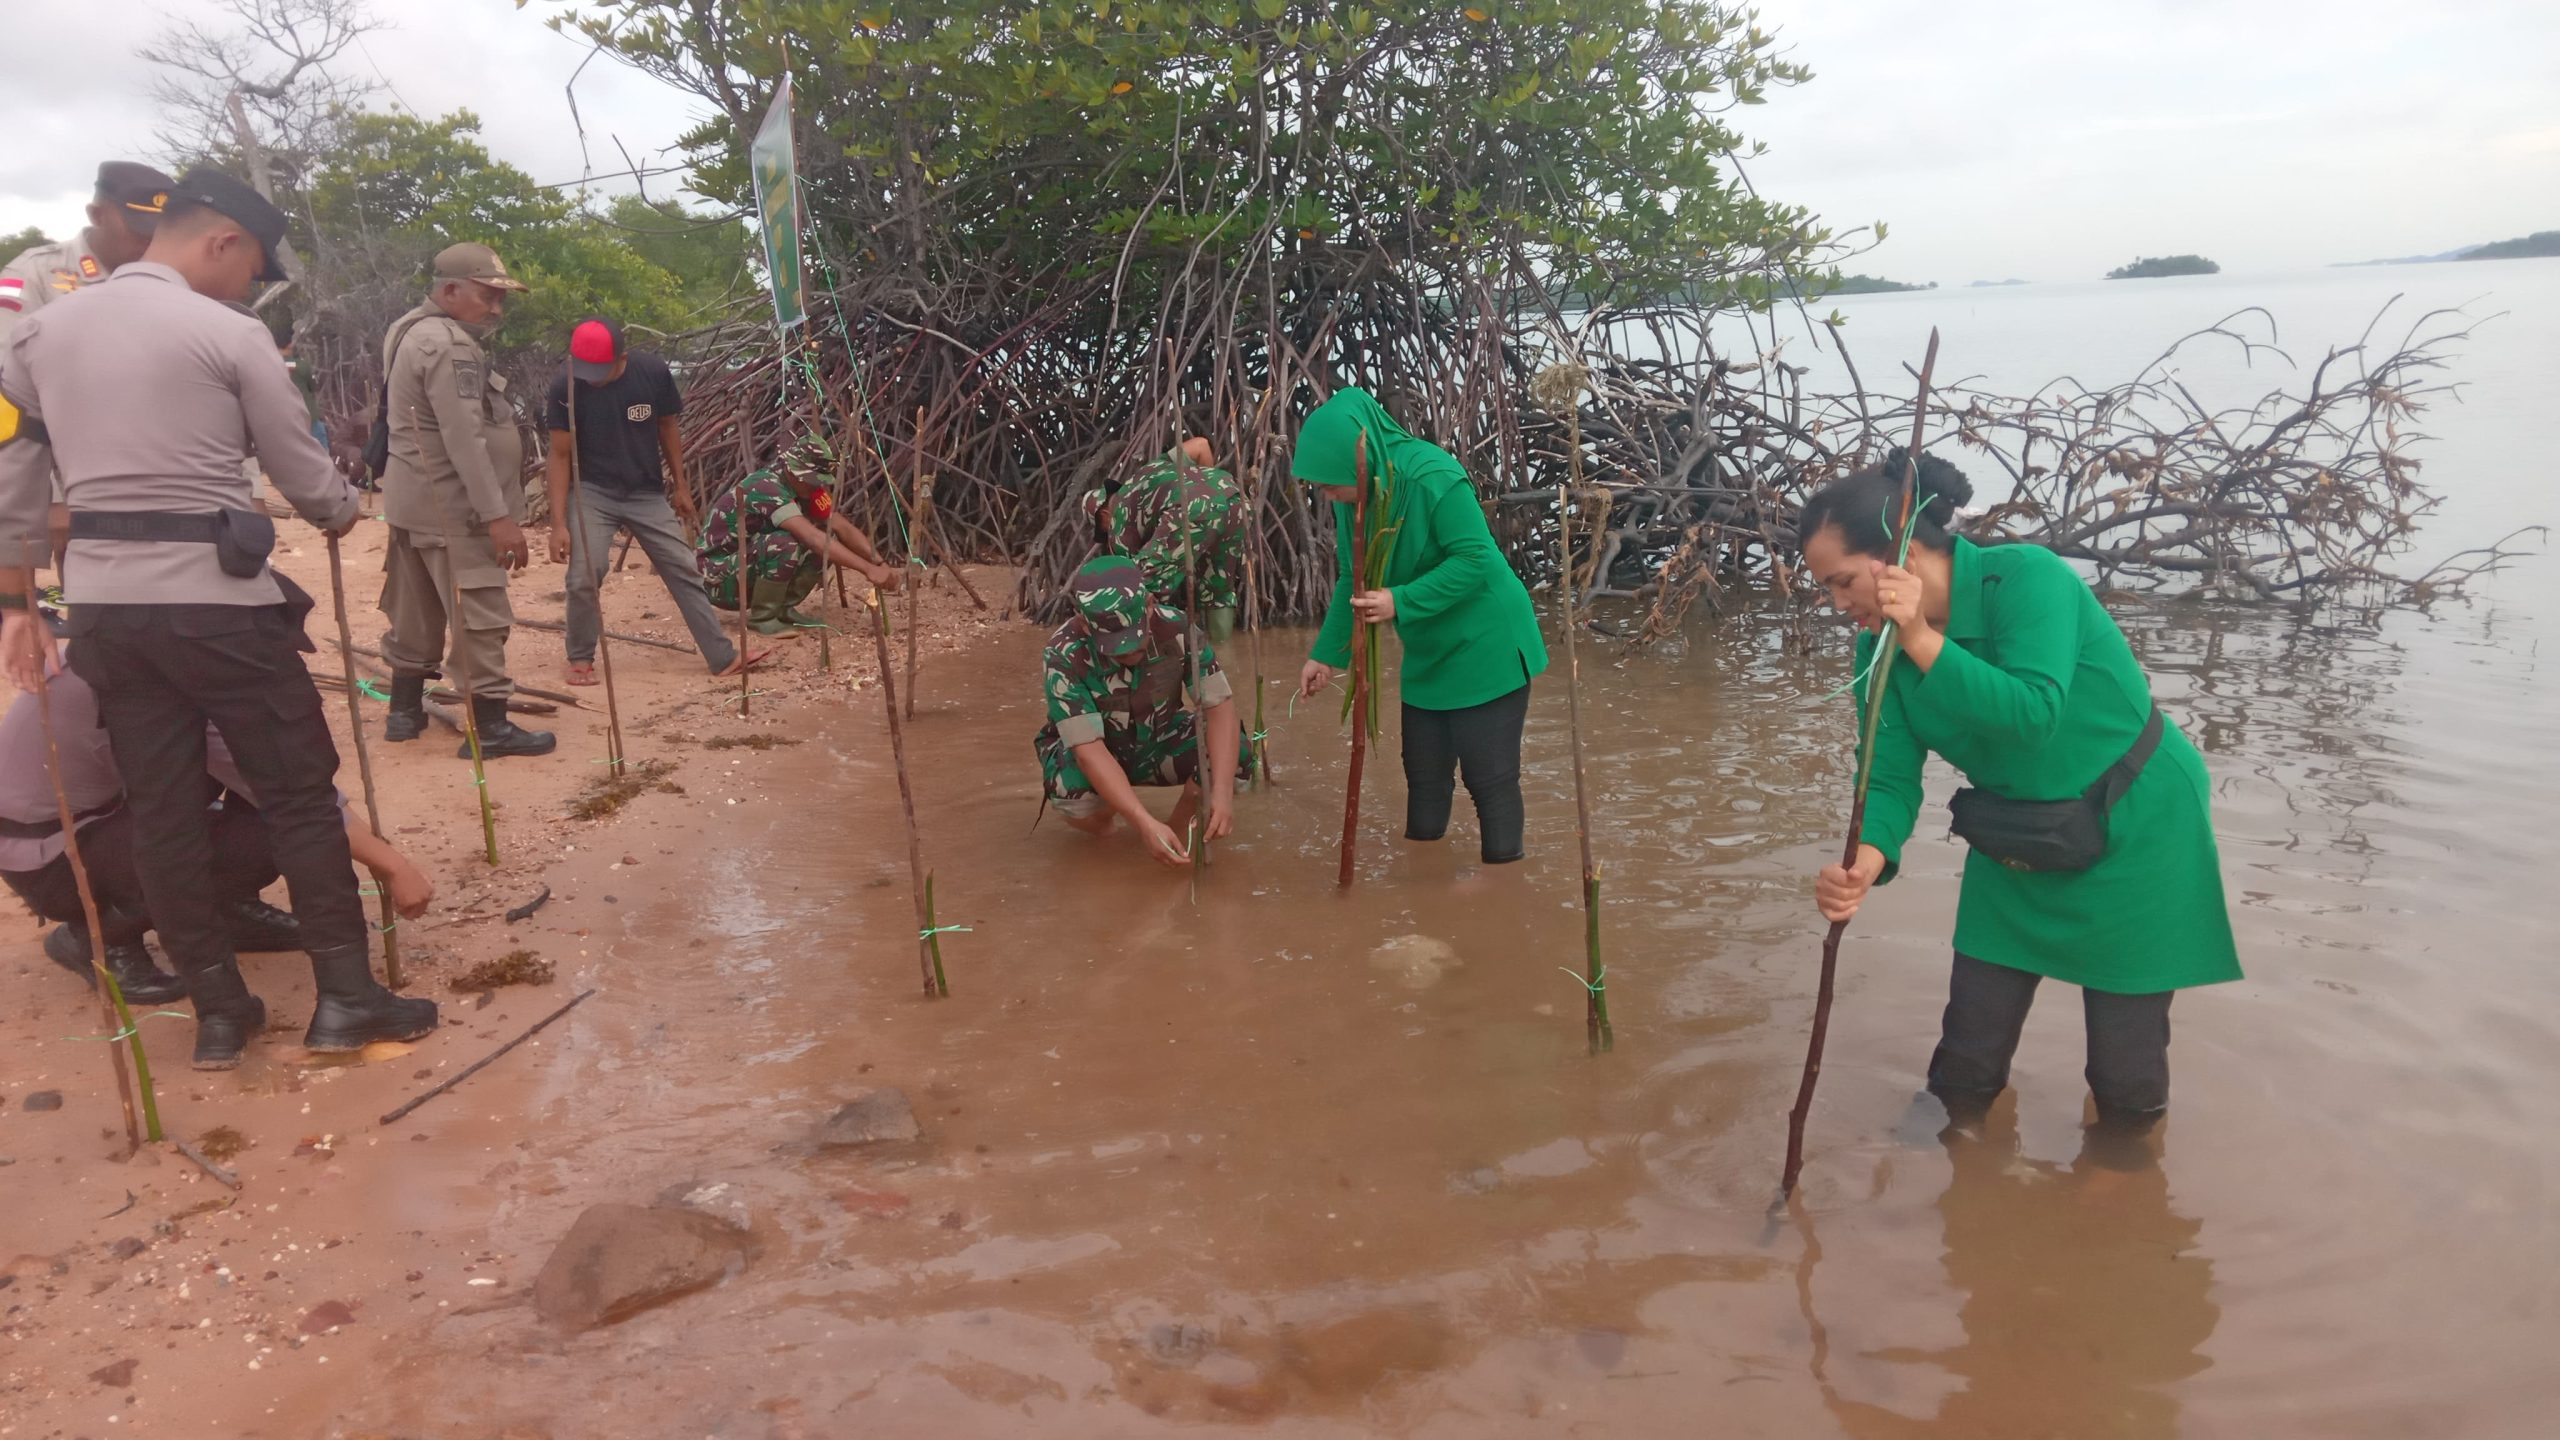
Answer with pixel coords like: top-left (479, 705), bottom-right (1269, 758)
top-left (4, 0), bottom-right (2554, 282)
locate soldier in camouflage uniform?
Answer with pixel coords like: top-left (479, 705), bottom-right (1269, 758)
top-left (1081, 435), bottom-right (1246, 643)
top-left (1039, 556), bottom-right (1242, 867)
top-left (697, 432), bottom-right (899, 633)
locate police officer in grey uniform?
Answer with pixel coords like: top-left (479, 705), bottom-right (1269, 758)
top-left (375, 242), bottom-right (553, 756)
top-left (0, 163), bottom-right (172, 350)
top-left (0, 169), bottom-right (438, 1070)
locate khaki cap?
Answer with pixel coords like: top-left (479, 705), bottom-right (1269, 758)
top-left (432, 242), bottom-right (530, 292)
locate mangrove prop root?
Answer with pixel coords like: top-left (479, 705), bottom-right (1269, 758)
top-left (378, 988), bottom-right (597, 1125)
top-left (1781, 328), bottom-right (1940, 1201)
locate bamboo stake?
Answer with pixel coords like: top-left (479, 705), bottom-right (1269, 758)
top-left (19, 576), bottom-right (155, 1150)
top-left (1337, 432), bottom-right (1371, 889)
top-left (865, 586), bottom-right (948, 997)
top-left (419, 408), bottom-right (499, 865)
top-left (324, 534), bottom-right (402, 986)
top-left (562, 362), bottom-right (627, 776)
top-left (1780, 328), bottom-right (1941, 1201)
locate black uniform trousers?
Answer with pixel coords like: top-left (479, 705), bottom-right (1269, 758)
top-left (65, 596), bottom-right (364, 976)
top-left (1400, 681), bottom-right (1532, 865)
top-left (3, 803), bottom-right (286, 938)
top-left (1928, 952), bottom-right (2174, 1124)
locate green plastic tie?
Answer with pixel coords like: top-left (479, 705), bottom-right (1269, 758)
top-left (919, 923), bottom-right (972, 940)
top-left (354, 679), bottom-right (390, 703)
top-left (1558, 965), bottom-right (1608, 996)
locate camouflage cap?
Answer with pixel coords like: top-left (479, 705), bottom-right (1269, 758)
top-left (1069, 556), bottom-right (1150, 658)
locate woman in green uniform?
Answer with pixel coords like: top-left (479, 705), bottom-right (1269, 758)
top-left (1802, 451), bottom-right (2241, 1138)
top-left (1292, 389), bottom-right (1548, 863)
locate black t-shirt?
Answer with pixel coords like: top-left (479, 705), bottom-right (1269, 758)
top-left (544, 354), bottom-right (684, 497)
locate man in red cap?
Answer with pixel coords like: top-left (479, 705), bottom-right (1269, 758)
top-left (542, 315), bottom-right (759, 682)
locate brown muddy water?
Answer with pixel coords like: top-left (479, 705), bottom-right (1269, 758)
top-left (281, 573), bottom-right (2560, 1439)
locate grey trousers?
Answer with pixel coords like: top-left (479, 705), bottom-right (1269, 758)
top-left (563, 486), bottom-right (737, 673)
top-left (1927, 951), bottom-right (2173, 1125)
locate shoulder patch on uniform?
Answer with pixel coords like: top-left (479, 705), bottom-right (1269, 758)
top-left (453, 358), bottom-right (483, 399)
top-left (0, 278), bottom-right (20, 313)
top-left (77, 255), bottom-right (101, 280)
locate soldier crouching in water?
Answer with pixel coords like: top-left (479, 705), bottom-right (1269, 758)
top-left (1082, 435), bottom-right (1246, 645)
top-left (1035, 557), bottom-right (1242, 868)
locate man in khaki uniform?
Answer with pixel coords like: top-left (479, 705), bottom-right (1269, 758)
top-left (376, 242), bottom-right (553, 757)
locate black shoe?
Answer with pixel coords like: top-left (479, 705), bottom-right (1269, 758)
top-left (384, 672), bottom-right (429, 743)
top-left (304, 942), bottom-right (438, 1052)
top-left (225, 898), bottom-right (303, 953)
top-left (458, 696), bottom-right (555, 759)
top-left (182, 960), bottom-right (267, 1071)
top-left (44, 924), bottom-right (189, 1005)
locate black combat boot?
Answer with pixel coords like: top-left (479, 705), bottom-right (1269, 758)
top-left (43, 923), bottom-right (189, 1005)
top-left (183, 960), bottom-right (268, 1071)
top-left (384, 672), bottom-right (429, 742)
top-left (225, 897), bottom-right (303, 953)
top-left (458, 696), bottom-right (555, 759)
top-left (303, 942), bottom-right (438, 1052)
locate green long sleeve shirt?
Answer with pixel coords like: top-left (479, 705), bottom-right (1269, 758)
top-left (1310, 466), bottom-right (1548, 711)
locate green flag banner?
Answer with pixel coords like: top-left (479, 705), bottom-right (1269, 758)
top-left (751, 74), bottom-right (806, 332)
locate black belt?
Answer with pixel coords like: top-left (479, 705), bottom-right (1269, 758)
top-left (0, 797), bottom-right (122, 840)
top-left (68, 511), bottom-right (226, 543)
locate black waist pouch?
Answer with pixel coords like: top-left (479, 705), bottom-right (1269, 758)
top-left (69, 508), bottom-right (275, 578)
top-left (1948, 706), bottom-right (2165, 873)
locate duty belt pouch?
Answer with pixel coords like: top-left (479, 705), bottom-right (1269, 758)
top-left (1947, 706), bottom-right (2166, 873)
top-left (212, 507), bottom-right (277, 578)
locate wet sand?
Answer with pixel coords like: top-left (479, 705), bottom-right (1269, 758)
top-left (3, 521), bottom-right (2556, 1437)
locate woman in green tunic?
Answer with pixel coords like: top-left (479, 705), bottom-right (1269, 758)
top-left (1802, 452), bottom-right (2241, 1137)
top-left (1291, 390), bottom-right (1549, 863)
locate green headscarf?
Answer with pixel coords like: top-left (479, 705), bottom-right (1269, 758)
top-left (1289, 388), bottom-right (1468, 498)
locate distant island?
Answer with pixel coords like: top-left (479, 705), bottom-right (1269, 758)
top-left (2339, 231), bottom-right (2558, 267)
top-left (2461, 230), bottom-right (2560, 261)
top-left (2107, 255), bottom-right (2219, 280)
top-left (1969, 279), bottom-right (2029, 288)
top-left (1823, 273), bottom-right (1936, 295)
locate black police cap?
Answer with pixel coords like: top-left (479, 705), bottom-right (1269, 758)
top-left (94, 162), bottom-right (175, 219)
top-left (167, 168), bottom-right (291, 285)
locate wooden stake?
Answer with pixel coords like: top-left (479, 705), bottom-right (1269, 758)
top-left (21, 584), bottom-right (156, 1150)
top-left (419, 409), bottom-right (498, 865)
top-left (1174, 451), bottom-right (1212, 879)
top-left (324, 533), bottom-right (403, 986)
top-left (735, 480), bottom-right (752, 718)
top-left (1555, 479), bottom-right (1613, 1056)
top-left (1781, 328), bottom-right (1941, 1200)
top-left (1337, 432), bottom-right (1371, 889)
top-left (562, 362), bottom-right (627, 776)
top-left (378, 988), bottom-right (596, 1125)
top-left (904, 463), bottom-right (935, 719)
top-left (865, 587), bottom-right (947, 997)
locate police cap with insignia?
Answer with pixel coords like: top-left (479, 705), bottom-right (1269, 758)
top-left (95, 162), bottom-right (175, 226)
top-left (167, 168), bottom-right (292, 284)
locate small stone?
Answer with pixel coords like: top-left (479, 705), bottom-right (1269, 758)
top-left (22, 1090), bottom-right (63, 1112)
top-left (299, 1299), bottom-right (357, 1334)
top-left (812, 1089), bottom-right (920, 1149)
top-left (108, 1237), bottom-right (147, 1261)
top-left (531, 1203), bottom-right (749, 1330)
top-left (1146, 1322), bottom-right (1214, 1368)
top-left (89, 1357), bottom-right (138, 1387)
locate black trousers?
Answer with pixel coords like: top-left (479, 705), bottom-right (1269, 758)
top-left (1927, 952), bottom-right (2173, 1123)
top-left (1400, 682), bottom-right (1530, 864)
top-left (2, 804), bottom-right (283, 938)
top-left (66, 600), bottom-right (364, 974)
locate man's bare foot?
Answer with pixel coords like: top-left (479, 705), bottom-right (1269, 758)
top-left (566, 661), bottom-right (598, 687)
top-left (712, 647), bottom-right (774, 679)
